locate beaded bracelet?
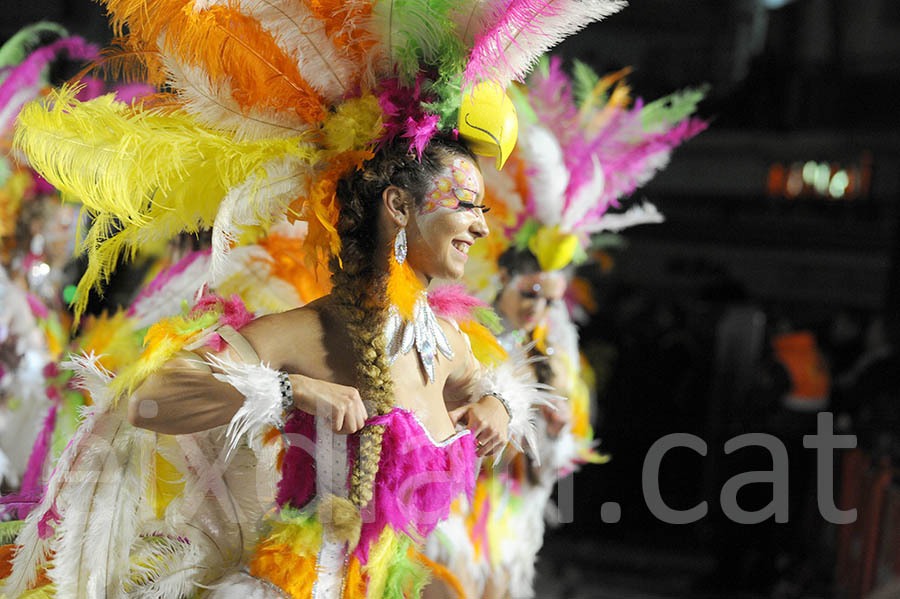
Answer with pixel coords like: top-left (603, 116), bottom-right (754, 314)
top-left (278, 371), bottom-right (293, 412)
top-left (482, 392), bottom-right (513, 423)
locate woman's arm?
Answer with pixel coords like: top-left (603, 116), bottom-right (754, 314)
top-left (128, 316), bottom-right (367, 435)
top-left (441, 321), bottom-right (510, 457)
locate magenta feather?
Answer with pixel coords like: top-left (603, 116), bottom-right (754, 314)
top-left (428, 284), bottom-right (489, 322)
top-left (20, 403), bottom-right (58, 496)
top-left (464, 0), bottom-right (626, 87)
top-left (0, 36), bottom-right (98, 122)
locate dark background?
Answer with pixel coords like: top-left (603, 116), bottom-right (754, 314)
top-left (4, 1), bottom-right (900, 597)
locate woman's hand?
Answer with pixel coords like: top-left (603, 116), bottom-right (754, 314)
top-left (449, 395), bottom-right (510, 457)
top-left (290, 374), bottom-right (368, 434)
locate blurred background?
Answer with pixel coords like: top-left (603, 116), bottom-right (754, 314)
top-left (3, 0), bottom-right (900, 597)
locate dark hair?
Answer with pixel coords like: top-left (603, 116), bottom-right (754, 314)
top-left (328, 135), bottom-right (476, 512)
top-left (498, 246), bottom-right (541, 277)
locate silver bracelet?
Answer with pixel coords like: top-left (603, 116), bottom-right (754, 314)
top-left (483, 392), bottom-right (512, 423)
top-left (278, 371), bottom-right (293, 412)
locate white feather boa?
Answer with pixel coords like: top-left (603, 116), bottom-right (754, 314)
top-left (207, 354), bottom-right (285, 457)
top-left (473, 345), bottom-right (559, 462)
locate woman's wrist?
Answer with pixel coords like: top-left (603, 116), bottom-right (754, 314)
top-left (478, 393), bottom-right (512, 423)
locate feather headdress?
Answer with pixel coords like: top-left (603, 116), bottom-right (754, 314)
top-left (13, 0), bottom-right (626, 320)
top-left (478, 56), bottom-right (708, 274)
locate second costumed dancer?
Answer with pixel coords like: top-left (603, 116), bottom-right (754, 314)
top-left (425, 58), bottom-right (708, 598)
top-left (0, 1), bottom-right (627, 598)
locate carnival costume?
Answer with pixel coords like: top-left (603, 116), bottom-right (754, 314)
top-left (0, 2), bottom-right (627, 599)
top-left (426, 57), bottom-right (708, 597)
top-left (0, 23), bottom-right (151, 491)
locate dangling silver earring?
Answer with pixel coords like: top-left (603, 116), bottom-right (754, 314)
top-left (394, 228), bottom-right (407, 265)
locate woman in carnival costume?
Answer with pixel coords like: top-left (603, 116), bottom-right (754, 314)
top-left (0, 1), bottom-right (627, 598)
top-left (424, 58), bottom-right (708, 598)
top-left (0, 22), bottom-right (150, 494)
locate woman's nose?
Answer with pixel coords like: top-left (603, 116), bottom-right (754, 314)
top-left (470, 211), bottom-right (489, 239)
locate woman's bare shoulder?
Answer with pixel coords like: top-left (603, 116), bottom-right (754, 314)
top-left (238, 296), bottom-right (332, 365)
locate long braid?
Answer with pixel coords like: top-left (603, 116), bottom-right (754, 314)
top-left (328, 137), bottom-right (475, 520)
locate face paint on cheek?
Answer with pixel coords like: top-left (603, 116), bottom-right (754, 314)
top-left (419, 158), bottom-right (481, 215)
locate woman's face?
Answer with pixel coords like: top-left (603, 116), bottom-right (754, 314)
top-left (496, 270), bottom-right (568, 332)
top-left (405, 155), bottom-right (489, 280)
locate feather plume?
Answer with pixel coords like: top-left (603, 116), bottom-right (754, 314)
top-left (473, 344), bottom-right (559, 461)
top-left (196, 0), bottom-right (360, 102)
top-left (100, 0), bottom-right (327, 122)
top-left (0, 22), bottom-right (68, 69)
top-left (517, 124), bottom-right (568, 226)
top-left (0, 355), bottom-right (118, 598)
top-left (560, 154), bottom-right (604, 230)
top-left (211, 158), bottom-right (309, 285)
top-left (584, 201), bottom-right (663, 233)
top-left (427, 284), bottom-right (492, 324)
top-left (207, 355), bottom-right (284, 458)
top-left (128, 250), bottom-right (212, 328)
top-left (371, 0), bottom-right (464, 81)
top-left (464, 0), bottom-right (626, 87)
top-left (126, 534), bottom-right (209, 599)
top-left (162, 56), bottom-right (309, 141)
top-left (14, 86), bottom-right (315, 318)
top-left (0, 37), bottom-right (98, 109)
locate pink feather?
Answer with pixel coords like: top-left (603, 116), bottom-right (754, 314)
top-left (464, 0), bottom-right (626, 87)
top-left (127, 249), bottom-right (210, 317)
top-left (0, 36), bottom-right (98, 119)
top-left (428, 284), bottom-right (489, 322)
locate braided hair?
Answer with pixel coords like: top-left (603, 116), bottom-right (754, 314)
top-left (329, 135), bottom-right (476, 515)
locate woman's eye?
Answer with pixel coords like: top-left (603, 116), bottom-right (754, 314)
top-left (456, 200), bottom-right (490, 213)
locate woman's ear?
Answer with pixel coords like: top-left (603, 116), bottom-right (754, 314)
top-left (498, 268), bottom-right (510, 287)
top-left (382, 185), bottom-right (410, 228)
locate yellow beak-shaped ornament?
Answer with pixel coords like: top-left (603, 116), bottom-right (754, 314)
top-left (457, 82), bottom-right (518, 170)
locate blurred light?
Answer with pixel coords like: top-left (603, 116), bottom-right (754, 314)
top-left (786, 165), bottom-right (803, 198)
top-left (814, 163), bottom-right (831, 195)
top-left (763, 0), bottom-right (798, 8)
top-left (30, 262), bottom-right (50, 277)
top-left (802, 161), bottom-right (818, 186)
top-left (829, 171), bottom-right (849, 199)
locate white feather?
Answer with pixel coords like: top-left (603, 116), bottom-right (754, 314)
top-left (584, 201), bottom-right (664, 233)
top-left (473, 344), bottom-right (559, 462)
top-left (206, 355), bottom-right (284, 458)
top-left (1, 355), bottom-right (118, 598)
top-left (0, 83), bottom-right (43, 133)
top-left (61, 352), bottom-right (117, 411)
top-left (210, 158), bottom-right (308, 286)
top-left (163, 56), bottom-right (309, 142)
top-left (130, 252), bottom-right (212, 329)
top-left (516, 125), bottom-right (568, 226)
top-left (469, 0), bottom-right (627, 88)
top-left (560, 154), bottom-right (605, 231)
top-left (195, 0), bottom-right (359, 102)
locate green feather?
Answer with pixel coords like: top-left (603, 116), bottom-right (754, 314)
top-left (508, 84), bottom-right (537, 126)
top-left (473, 306), bottom-right (503, 334)
top-left (0, 22), bottom-right (68, 70)
top-left (384, 537), bottom-right (429, 599)
top-left (0, 520), bottom-right (25, 544)
top-left (572, 59), bottom-right (602, 106)
top-left (376, 0), bottom-right (466, 84)
top-left (0, 157), bottom-right (10, 187)
top-left (513, 219), bottom-right (540, 251)
top-left (640, 85), bottom-right (710, 132)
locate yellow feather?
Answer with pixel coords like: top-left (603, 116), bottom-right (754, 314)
top-left (13, 86), bottom-right (319, 319)
top-left (362, 527), bottom-right (400, 598)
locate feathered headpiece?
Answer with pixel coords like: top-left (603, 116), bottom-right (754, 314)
top-left (478, 56), bottom-right (708, 275)
top-left (0, 23), bottom-right (151, 270)
top-left (13, 0), bottom-right (627, 319)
